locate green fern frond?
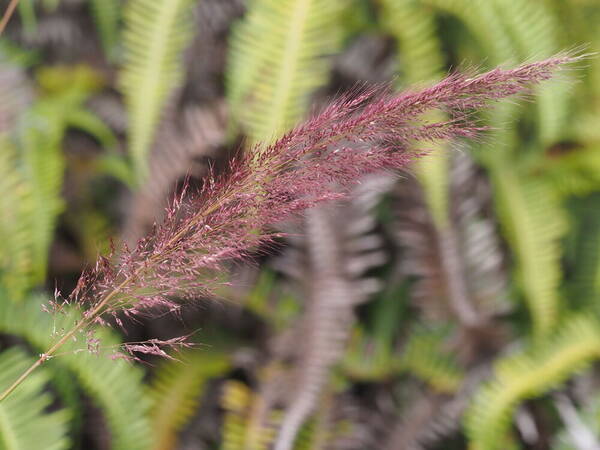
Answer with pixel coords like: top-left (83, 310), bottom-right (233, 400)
top-left (49, 367), bottom-right (85, 441)
top-left (420, 0), bottom-right (524, 160)
top-left (0, 348), bottom-right (70, 450)
top-left (0, 105), bottom-right (66, 297)
top-left (464, 316), bottom-right (600, 450)
top-left (220, 380), bottom-right (278, 450)
top-left (0, 294), bottom-right (152, 450)
top-left (401, 325), bottom-right (464, 393)
top-left (292, 389), bottom-right (351, 450)
top-left (491, 167), bottom-right (567, 337)
top-left (424, 0), bottom-right (568, 146)
top-left (0, 138), bottom-right (35, 297)
top-left (226, 0), bottom-right (345, 144)
top-left (119, 0), bottom-right (195, 181)
top-left (149, 352), bottom-right (230, 450)
top-left (0, 65), bottom-right (105, 298)
top-left (244, 383), bottom-right (352, 450)
top-left (422, 0), bottom-right (515, 62)
top-left (0, 62), bottom-right (34, 296)
top-left (221, 380), bottom-right (247, 450)
top-left (221, 380), bottom-right (253, 450)
top-left (490, 0), bottom-right (558, 62)
top-left (16, 101), bottom-right (69, 286)
top-left (379, 0), bottom-right (444, 84)
top-left (89, 0), bottom-right (121, 59)
top-left (491, 0), bottom-right (568, 144)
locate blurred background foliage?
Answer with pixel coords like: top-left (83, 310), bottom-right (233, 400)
top-left (0, 0), bottom-right (599, 449)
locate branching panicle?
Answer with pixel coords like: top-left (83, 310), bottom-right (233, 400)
top-left (0, 54), bottom-right (579, 403)
top-left (65, 55), bottom-right (579, 327)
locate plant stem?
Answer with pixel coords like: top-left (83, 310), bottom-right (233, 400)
top-left (0, 275), bottom-right (134, 402)
top-left (0, 0), bottom-right (20, 36)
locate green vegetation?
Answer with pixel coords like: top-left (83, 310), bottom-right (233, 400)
top-left (0, 0), bottom-right (599, 448)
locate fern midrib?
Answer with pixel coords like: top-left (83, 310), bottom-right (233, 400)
top-left (260, 0), bottom-right (312, 143)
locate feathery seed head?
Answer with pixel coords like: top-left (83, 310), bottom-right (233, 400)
top-left (56, 55), bottom-right (579, 336)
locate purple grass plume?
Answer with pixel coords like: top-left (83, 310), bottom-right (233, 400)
top-left (0, 53), bottom-right (580, 403)
top-left (70, 55), bottom-right (578, 323)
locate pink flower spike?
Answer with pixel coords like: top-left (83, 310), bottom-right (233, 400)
top-left (44, 54), bottom-right (581, 354)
